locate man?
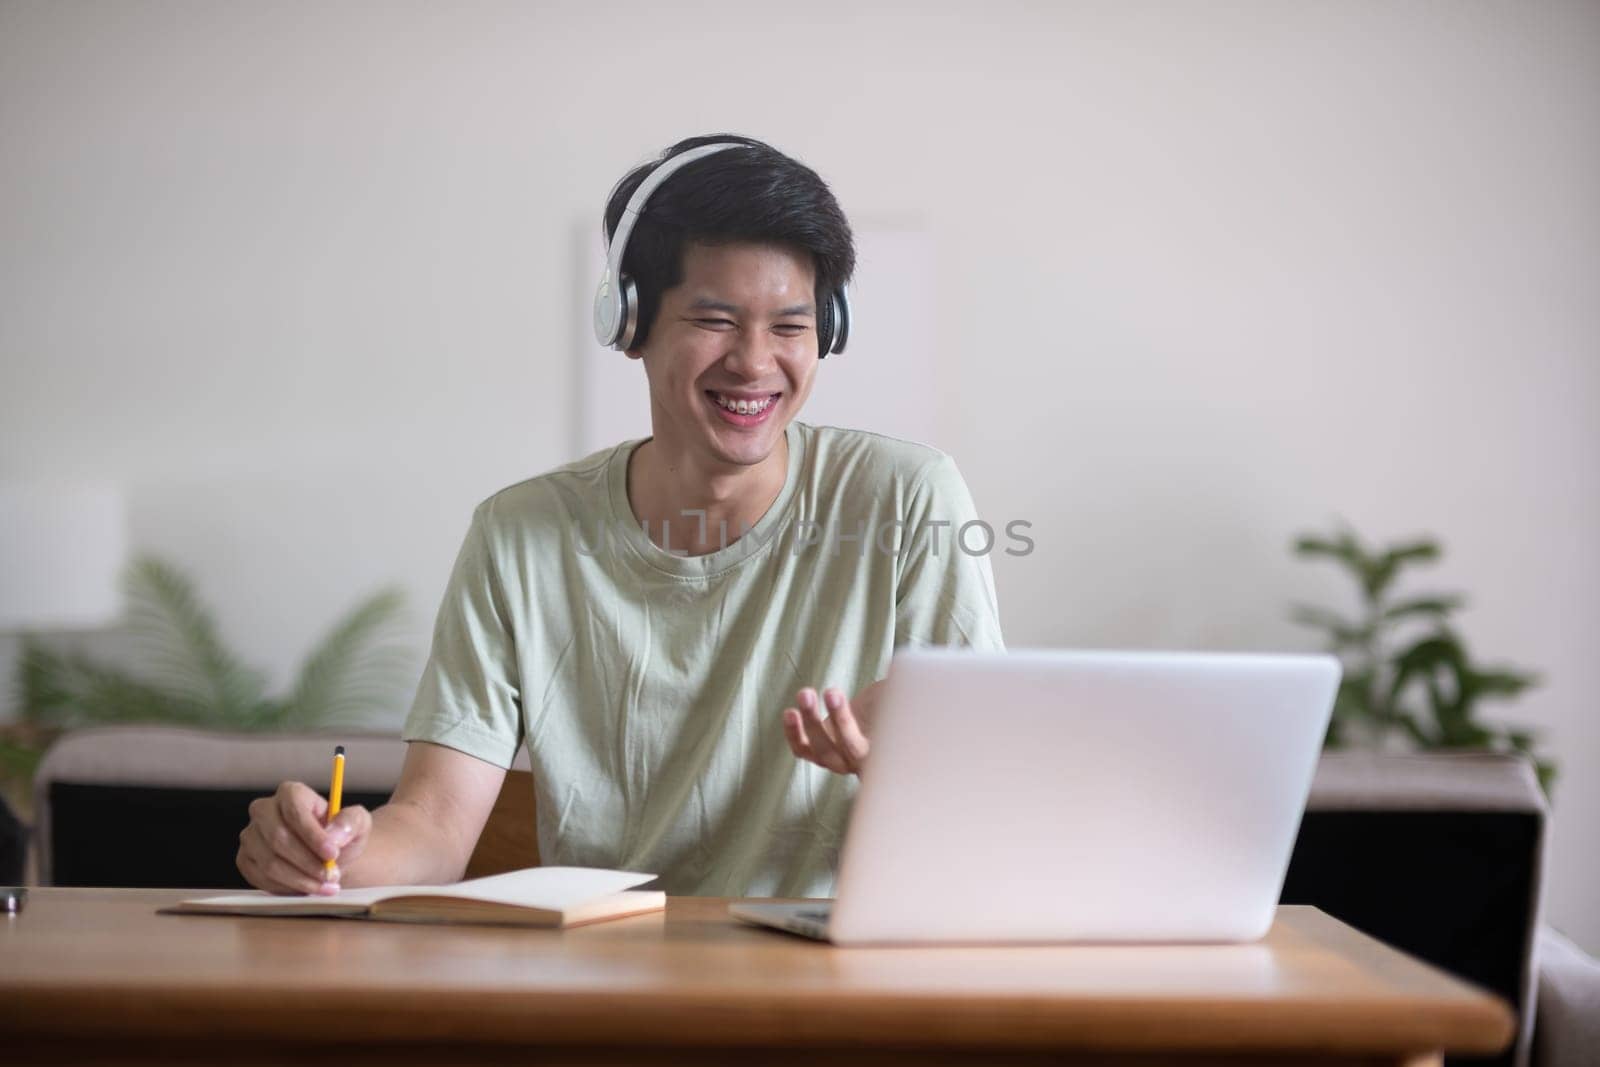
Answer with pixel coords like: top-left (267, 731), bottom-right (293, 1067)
top-left (237, 134), bottom-right (1004, 898)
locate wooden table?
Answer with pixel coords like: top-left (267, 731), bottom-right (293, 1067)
top-left (0, 889), bottom-right (1512, 1066)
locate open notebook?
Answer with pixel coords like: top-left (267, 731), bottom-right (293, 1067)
top-left (163, 866), bottom-right (664, 928)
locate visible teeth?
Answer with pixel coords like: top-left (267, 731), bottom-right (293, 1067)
top-left (714, 393), bottom-right (775, 415)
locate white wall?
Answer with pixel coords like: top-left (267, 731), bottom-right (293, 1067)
top-left (2, 1), bottom-right (1596, 949)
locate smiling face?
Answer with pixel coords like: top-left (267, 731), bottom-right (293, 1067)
top-left (629, 240), bottom-right (819, 471)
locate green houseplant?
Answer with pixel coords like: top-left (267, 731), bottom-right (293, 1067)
top-left (0, 556), bottom-right (411, 814)
top-left (1290, 524), bottom-right (1554, 793)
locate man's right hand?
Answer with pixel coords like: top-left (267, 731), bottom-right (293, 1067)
top-left (237, 780), bottom-right (372, 896)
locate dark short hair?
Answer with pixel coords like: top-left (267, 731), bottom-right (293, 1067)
top-left (602, 133), bottom-right (856, 350)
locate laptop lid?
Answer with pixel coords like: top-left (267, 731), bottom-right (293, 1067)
top-left (827, 648), bottom-right (1340, 945)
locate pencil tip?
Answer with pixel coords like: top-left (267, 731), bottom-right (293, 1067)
top-left (334, 745), bottom-right (345, 757)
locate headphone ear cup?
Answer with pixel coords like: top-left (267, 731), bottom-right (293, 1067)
top-left (816, 290), bottom-right (834, 359)
top-left (615, 275), bottom-right (640, 351)
top-left (594, 273), bottom-right (621, 348)
top-left (826, 286), bottom-right (850, 356)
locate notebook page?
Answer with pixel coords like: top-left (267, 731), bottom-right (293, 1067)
top-left (178, 884), bottom-right (397, 909)
top-left (402, 867), bottom-right (657, 911)
top-left (177, 867), bottom-right (656, 912)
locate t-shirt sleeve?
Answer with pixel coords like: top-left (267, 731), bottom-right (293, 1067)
top-left (894, 454), bottom-right (1007, 652)
top-left (401, 502), bottom-right (525, 769)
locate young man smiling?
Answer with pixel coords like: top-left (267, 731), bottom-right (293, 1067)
top-left (236, 135), bottom-right (1004, 899)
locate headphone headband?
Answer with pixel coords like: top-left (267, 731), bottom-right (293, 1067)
top-left (601, 143), bottom-right (740, 307)
top-left (593, 142), bottom-right (850, 358)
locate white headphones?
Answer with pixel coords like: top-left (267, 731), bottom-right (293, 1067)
top-left (593, 142), bottom-right (851, 358)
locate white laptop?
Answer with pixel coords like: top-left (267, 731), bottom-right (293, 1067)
top-left (730, 647), bottom-right (1340, 945)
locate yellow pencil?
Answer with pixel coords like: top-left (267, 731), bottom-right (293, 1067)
top-left (324, 744), bottom-right (345, 874)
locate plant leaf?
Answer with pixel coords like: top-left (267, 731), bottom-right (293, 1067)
top-left (1382, 595), bottom-right (1465, 621)
top-left (1289, 604), bottom-right (1374, 647)
top-left (1390, 632), bottom-right (1466, 676)
top-left (1292, 528), bottom-right (1367, 573)
top-left (1332, 673), bottom-right (1376, 721)
top-left (0, 735), bottom-right (48, 778)
top-left (1466, 668), bottom-right (1541, 701)
top-left (1378, 540), bottom-right (1441, 567)
top-left (284, 587), bottom-right (411, 729)
top-left (15, 642), bottom-right (213, 729)
top-left (1364, 539), bottom-right (1441, 600)
top-left (1323, 717), bottom-right (1345, 748)
top-left (1290, 524), bottom-right (1554, 793)
top-left (122, 557), bottom-right (270, 724)
top-left (1535, 760), bottom-right (1557, 797)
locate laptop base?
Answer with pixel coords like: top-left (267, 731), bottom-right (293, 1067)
top-left (728, 901), bottom-right (835, 942)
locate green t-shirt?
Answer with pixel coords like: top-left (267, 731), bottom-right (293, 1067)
top-left (402, 420), bottom-right (1005, 896)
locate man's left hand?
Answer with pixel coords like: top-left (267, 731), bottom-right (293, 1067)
top-left (782, 679), bottom-right (886, 777)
